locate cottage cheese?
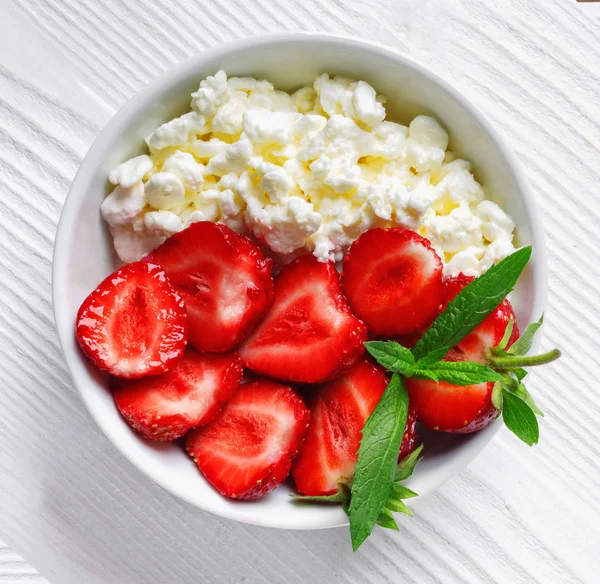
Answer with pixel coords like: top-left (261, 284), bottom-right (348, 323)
top-left (102, 71), bottom-right (517, 275)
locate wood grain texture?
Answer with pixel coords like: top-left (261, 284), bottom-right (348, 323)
top-left (0, 0), bottom-right (599, 582)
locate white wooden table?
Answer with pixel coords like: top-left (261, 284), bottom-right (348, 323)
top-left (1, 1), bottom-right (599, 582)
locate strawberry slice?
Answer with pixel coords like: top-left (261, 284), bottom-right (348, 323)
top-left (112, 350), bottom-right (242, 440)
top-left (341, 228), bottom-right (444, 335)
top-left (406, 274), bottom-right (519, 433)
top-left (292, 361), bottom-right (416, 496)
top-left (399, 404), bottom-right (418, 462)
top-left (239, 254), bottom-right (367, 384)
top-left (76, 261), bottom-right (187, 378)
top-left (146, 222), bottom-right (274, 353)
top-left (186, 379), bottom-right (309, 500)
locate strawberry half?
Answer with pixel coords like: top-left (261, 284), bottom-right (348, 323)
top-left (341, 228), bottom-right (444, 335)
top-left (239, 254), bottom-right (367, 384)
top-left (406, 274), bottom-right (519, 433)
top-left (112, 349), bottom-right (242, 440)
top-left (292, 361), bottom-right (416, 496)
top-left (146, 222), bottom-right (274, 353)
top-left (186, 379), bottom-right (309, 500)
top-left (76, 261), bottom-right (187, 378)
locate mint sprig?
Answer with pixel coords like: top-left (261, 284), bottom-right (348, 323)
top-left (294, 247), bottom-right (560, 552)
top-left (366, 342), bottom-right (502, 385)
top-left (364, 342), bottom-right (414, 375)
top-left (412, 246), bottom-right (532, 361)
top-left (501, 390), bottom-right (539, 445)
top-left (348, 373), bottom-right (409, 550)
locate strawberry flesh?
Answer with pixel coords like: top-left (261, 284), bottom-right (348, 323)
top-left (292, 361), bottom-right (416, 496)
top-left (406, 274), bottom-right (519, 433)
top-left (186, 379), bottom-right (309, 500)
top-left (76, 261), bottom-right (187, 378)
top-left (342, 228), bottom-right (444, 335)
top-left (146, 222), bottom-right (274, 353)
top-left (112, 349), bottom-right (242, 440)
top-left (399, 405), bottom-right (418, 461)
top-left (239, 254), bottom-right (367, 384)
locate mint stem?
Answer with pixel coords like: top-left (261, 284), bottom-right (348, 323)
top-left (490, 349), bottom-right (561, 370)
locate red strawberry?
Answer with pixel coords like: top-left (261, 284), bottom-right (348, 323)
top-left (239, 254), bottom-right (367, 384)
top-left (399, 405), bottom-right (418, 462)
top-left (76, 261), bottom-right (187, 378)
top-left (406, 274), bottom-right (519, 433)
top-left (186, 379), bottom-right (309, 500)
top-left (112, 350), bottom-right (242, 440)
top-left (292, 361), bottom-right (416, 496)
top-left (146, 222), bottom-right (274, 353)
top-left (341, 228), bottom-right (444, 335)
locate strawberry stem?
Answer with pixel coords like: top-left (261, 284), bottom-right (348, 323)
top-left (489, 349), bottom-right (561, 370)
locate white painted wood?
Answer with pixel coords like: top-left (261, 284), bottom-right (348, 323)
top-left (0, 0), bottom-right (599, 582)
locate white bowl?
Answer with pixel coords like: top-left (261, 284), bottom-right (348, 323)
top-left (53, 33), bottom-right (546, 530)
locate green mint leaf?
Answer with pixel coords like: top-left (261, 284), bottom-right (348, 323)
top-left (376, 508), bottom-right (400, 530)
top-left (412, 369), bottom-right (439, 382)
top-left (496, 318), bottom-right (515, 351)
top-left (349, 374), bottom-right (409, 551)
top-left (394, 444), bottom-right (424, 482)
top-left (413, 246), bottom-right (532, 360)
top-left (384, 498), bottom-right (413, 516)
top-left (414, 347), bottom-right (449, 369)
top-left (502, 389), bottom-right (539, 445)
top-left (508, 315), bottom-right (543, 356)
top-left (414, 361), bottom-right (504, 386)
top-left (364, 341), bottom-right (415, 375)
top-left (390, 484), bottom-right (418, 499)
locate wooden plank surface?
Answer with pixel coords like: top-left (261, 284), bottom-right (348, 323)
top-left (0, 0), bottom-right (599, 582)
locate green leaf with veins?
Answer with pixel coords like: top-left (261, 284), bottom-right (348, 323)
top-left (412, 247), bottom-right (532, 361)
top-left (414, 347), bottom-right (449, 369)
top-left (348, 374), bottom-right (409, 551)
top-left (365, 341), bottom-right (415, 375)
top-left (502, 390), bottom-right (540, 445)
top-left (412, 369), bottom-right (439, 382)
top-left (414, 361), bottom-right (504, 386)
top-left (508, 315), bottom-right (543, 356)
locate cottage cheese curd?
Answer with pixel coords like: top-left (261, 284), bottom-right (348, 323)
top-left (102, 71), bottom-right (516, 275)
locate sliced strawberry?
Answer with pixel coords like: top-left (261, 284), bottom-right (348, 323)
top-left (76, 261), bottom-right (187, 378)
top-left (399, 405), bottom-right (418, 461)
top-left (146, 222), bottom-right (274, 353)
top-left (186, 379), bottom-right (309, 500)
top-left (239, 254), bottom-right (367, 384)
top-left (292, 361), bottom-right (416, 496)
top-left (406, 274), bottom-right (519, 433)
top-left (112, 350), bottom-right (242, 440)
top-left (341, 228), bottom-right (444, 335)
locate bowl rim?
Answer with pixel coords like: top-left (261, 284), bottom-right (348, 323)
top-left (52, 32), bottom-right (547, 530)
